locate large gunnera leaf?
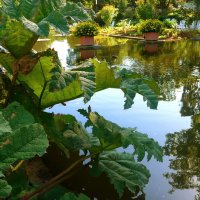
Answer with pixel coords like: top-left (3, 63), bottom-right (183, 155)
top-left (2, 101), bottom-right (35, 130)
top-left (98, 152), bottom-right (150, 197)
top-left (78, 108), bottom-right (163, 161)
top-left (0, 123), bottom-right (48, 170)
top-left (121, 78), bottom-right (159, 109)
top-left (0, 18), bottom-right (38, 58)
top-left (0, 102), bottom-right (49, 171)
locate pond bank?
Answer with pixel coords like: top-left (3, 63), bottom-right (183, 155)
top-left (103, 34), bottom-right (183, 43)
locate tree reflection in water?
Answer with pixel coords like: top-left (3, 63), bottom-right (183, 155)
top-left (164, 78), bottom-right (200, 199)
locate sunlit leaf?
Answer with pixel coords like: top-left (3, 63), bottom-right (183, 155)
top-left (0, 18), bottom-right (38, 58)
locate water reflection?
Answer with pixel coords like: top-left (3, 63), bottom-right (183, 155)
top-left (164, 78), bottom-right (200, 199)
top-left (38, 36), bottom-right (200, 199)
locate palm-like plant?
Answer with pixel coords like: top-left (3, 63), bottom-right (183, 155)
top-left (0, 0), bottom-right (90, 58)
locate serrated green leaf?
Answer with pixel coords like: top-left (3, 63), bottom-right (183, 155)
top-left (18, 0), bottom-right (39, 20)
top-left (2, 101), bottom-right (35, 130)
top-left (99, 151), bottom-right (150, 197)
top-left (0, 123), bottom-right (48, 170)
top-left (121, 78), bottom-right (159, 109)
top-left (49, 65), bottom-right (96, 103)
top-left (42, 10), bottom-right (68, 34)
top-left (79, 108), bottom-right (163, 161)
top-left (91, 59), bottom-right (121, 90)
top-left (121, 129), bottom-right (163, 162)
top-left (0, 179), bottom-right (12, 198)
top-left (60, 2), bottom-right (90, 21)
top-left (1, 0), bottom-right (19, 19)
top-left (0, 18), bottom-right (38, 58)
top-left (21, 16), bottom-right (48, 36)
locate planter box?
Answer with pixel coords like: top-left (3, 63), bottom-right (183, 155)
top-left (80, 36), bottom-right (94, 46)
top-left (144, 32), bottom-right (159, 41)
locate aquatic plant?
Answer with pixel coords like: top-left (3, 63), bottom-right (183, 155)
top-left (0, 1), bottom-right (163, 199)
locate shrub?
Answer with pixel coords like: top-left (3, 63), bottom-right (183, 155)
top-left (139, 19), bottom-right (163, 33)
top-left (163, 19), bottom-right (177, 29)
top-left (97, 5), bottom-right (118, 27)
top-left (72, 21), bottom-right (99, 37)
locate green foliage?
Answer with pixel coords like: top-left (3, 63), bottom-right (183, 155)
top-left (49, 65), bottom-right (96, 103)
top-left (0, 1), bottom-right (90, 58)
top-left (0, 178), bottom-right (12, 198)
top-left (0, 18), bottom-right (39, 58)
top-left (0, 102), bottom-right (49, 171)
top-left (163, 19), bottom-right (177, 29)
top-left (139, 19), bottom-right (163, 33)
top-left (78, 107), bottom-right (163, 161)
top-left (98, 151), bottom-right (150, 197)
top-left (135, 3), bottom-right (155, 20)
top-left (97, 5), bottom-right (118, 26)
top-left (72, 21), bottom-right (99, 37)
top-left (121, 78), bottom-right (159, 109)
top-left (0, 2), bottom-right (163, 197)
top-left (2, 101), bottom-right (35, 130)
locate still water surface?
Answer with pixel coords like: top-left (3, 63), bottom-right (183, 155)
top-left (34, 36), bottom-right (200, 200)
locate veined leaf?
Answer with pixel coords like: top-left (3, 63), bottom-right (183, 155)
top-left (79, 108), bottom-right (163, 161)
top-left (0, 179), bottom-right (12, 198)
top-left (0, 18), bottom-right (38, 58)
top-left (18, 0), bottom-right (40, 20)
top-left (42, 10), bottom-right (68, 34)
top-left (60, 192), bottom-right (90, 200)
top-left (0, 51), bottom-right (159, 110)
top-left (53, 114), bottom-right (93, 151)
top-left (60, 2), bottom-right (90, 21)
top-left (99, 151), bottom-right (150, 197)
top-left (21, 16), bottom-right (49, 37)
top-left (121, 129), bottom-right (163, 162)
top-left (91, 59), bottom-right (121, 90)
top-left (2, 101), bottom-right (35, 130)
top-left (121, 78), bottom-right (159, 109)
top-left (0, 123), bottom-right (48, 170)
top-left (1, 0), bottom-right (19, 19)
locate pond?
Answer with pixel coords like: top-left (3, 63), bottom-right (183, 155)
top-left (34, 36), bottom-right (200, 200)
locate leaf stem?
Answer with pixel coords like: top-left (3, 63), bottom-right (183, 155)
top-left (38, 81), bottom-right (48, 109)
top-left (21, 155), bottom-right (90, 200)
top-left (38, 59), bottom-right (47, 109)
